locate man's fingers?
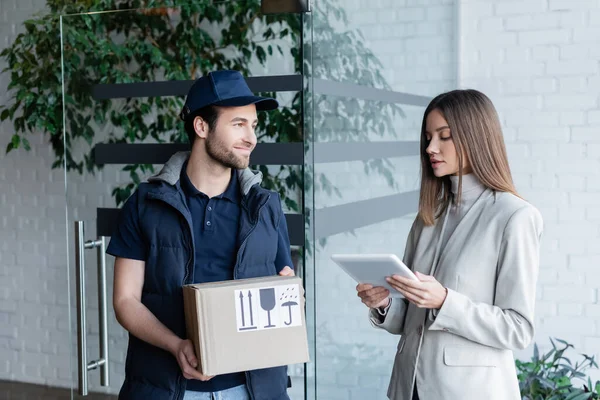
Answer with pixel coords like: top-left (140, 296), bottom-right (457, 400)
top-left (182, 344), bottom-right (198, 368)
top-left (182, 362), bottom-right (207, 380)
top-left (188, 370), bottom-right (207, 380)
top-left (185, 353), bottom-right (198, 368)
top-left (179, 345), bottom-right (206, 380)
top-left (178, 352), bottom-right (201, 379)
top-left (279, 266), bottom-right (295, 276)
top-left (177, 342), bottom-right (215, 381)
top-left (178, 352), bottom-right (188, 371)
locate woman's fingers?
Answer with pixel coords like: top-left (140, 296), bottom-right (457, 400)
top-left (387, 275), bottom-right (423, 289)
top-left (356, 283), bottom-right (373, 291)
top-left (387, 279), bottom-right (425, 296)
top-left (357, 286), bottom-right (389, 307)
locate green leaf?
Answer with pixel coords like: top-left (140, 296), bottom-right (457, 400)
top-left (565, 392), bottom-right (592, 400)
top-left (11, 134), bottom-right (20, 148)
top-left (556, 338), bottom-right (573, 348)
top-left (22, 137), bottom-right (31, 151)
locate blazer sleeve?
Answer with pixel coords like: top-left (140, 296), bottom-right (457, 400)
top-left (369, 298), bottom-right (409, 334)
top-left (369, 217), bottom-right (419, 335)
top-left (428, 205), bottom-right (543, 350)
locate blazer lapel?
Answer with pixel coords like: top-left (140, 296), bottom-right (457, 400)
top-left (426, 206), bottom-right (450, 276)
top-left (411, 216), bottom-right (444, 276)
top-left (434, 189), bottom-right (494, 274)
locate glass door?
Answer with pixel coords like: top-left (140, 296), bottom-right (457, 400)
top-left (60, 3), bottom-right (311, 398)
top-left (305, 0), bottom-right (458, 398)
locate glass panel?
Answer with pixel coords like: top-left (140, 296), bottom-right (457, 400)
top-left (309, 0), bottom-right (458, 398)
top-left (301, 8), bottom-right (317, 400)
top-left (60, 2), bottom-right (307, 398)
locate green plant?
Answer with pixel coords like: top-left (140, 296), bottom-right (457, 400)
top-left (1, 0), bottom-right (401, 213)
top-left (517, 338), bottom-right (600, 400)
top-left (1, 0), bottom-right (303, 206)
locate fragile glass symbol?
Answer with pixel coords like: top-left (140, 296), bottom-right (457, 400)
top-left (259, 288), bottom-right (276, 328)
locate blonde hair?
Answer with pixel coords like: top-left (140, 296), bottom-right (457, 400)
top-left (418, 89), bottom-right (519, 226)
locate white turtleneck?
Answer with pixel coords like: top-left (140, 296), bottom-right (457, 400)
top-left (440, 174), bottom-right (487, 252)
top-left (377, 174), bottom-right (487, 319)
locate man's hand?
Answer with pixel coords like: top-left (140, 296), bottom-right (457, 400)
top-left (356, 283), bottom-right (390, 309)
top-left (172, 339), bottom-right (214, 381)
top-left (279, 266), bottom-right (295, 276)
top-left (386, 271), bottom-right (447, 309)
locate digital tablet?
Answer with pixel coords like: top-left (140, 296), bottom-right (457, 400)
top-left (330, 253), bottom-right (418, 298)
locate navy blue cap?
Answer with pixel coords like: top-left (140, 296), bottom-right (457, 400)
top-left (179, 70), bottom-right (279, 121)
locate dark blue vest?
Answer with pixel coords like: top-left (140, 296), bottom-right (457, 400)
top-left (117, 177), bottom-right (290, 400)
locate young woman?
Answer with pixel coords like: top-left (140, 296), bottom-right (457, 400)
top-left (356, 89), bottom-right (543, 400)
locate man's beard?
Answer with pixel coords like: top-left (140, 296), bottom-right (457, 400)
top-left (205, 133), bottom-right (250, 169)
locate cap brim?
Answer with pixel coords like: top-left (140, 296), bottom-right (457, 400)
top-left (213, 95), bottom-right (279, 111)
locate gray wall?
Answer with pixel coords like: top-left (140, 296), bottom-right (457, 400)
top-left (309, 1), bottom-right (457, 398)
top-left (460, 0), bottom-right (600, 384)
top-left (2, 0), bottom-right (600, 397)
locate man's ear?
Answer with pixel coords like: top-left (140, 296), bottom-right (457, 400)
top-left (193, 116), bottom-right (208, 139)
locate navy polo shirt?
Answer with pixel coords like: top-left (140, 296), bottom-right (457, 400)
top-left (108, 162), bottom-right (246, 392)
top-left (180, 162), bottom-right (241, 284)
top-left (179, 162), bottom-right (245, 392)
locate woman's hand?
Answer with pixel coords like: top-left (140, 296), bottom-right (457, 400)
top-left (386, 271), bottom-right (447, 309)
top-left (356, 284), bottom-right (390, 309)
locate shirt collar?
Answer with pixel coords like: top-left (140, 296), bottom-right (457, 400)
top-left (180, 161), bottom-right (240, 204)
top-left (221, 169), bottom-right (240, 203)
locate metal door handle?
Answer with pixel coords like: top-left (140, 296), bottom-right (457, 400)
top-left (75, 221), bottom-right (110, 396)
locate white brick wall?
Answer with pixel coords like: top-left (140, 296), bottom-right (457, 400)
top-left (311, 1), bottom-right (456, 399)
top-left (0, 0), bottom-right (79, 389)
top-left (461, 0), bottom-right (600, 384)
top-left (3, 0), bottom-right (600, 397)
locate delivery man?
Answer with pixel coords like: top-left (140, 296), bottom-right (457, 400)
top-left (107, 70), bottom-right (295, 400)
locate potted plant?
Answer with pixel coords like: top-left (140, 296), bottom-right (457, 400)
top-left (517, 338), bottom-right (600, 400)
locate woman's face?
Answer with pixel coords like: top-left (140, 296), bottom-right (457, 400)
top-left (425, 109), bottom-right (471, 177)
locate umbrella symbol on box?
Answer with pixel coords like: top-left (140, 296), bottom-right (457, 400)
top-left (280, 287), bottom-right (299, 326)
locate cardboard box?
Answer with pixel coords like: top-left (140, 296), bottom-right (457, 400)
top-left (183, 275), bottom-right (310, 376)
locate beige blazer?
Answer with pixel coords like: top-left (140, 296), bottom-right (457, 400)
top-left (370, 190), bottom-right (543, 400)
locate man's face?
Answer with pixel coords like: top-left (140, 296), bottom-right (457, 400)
top-left (201, 104), bottom-right (258, 169)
